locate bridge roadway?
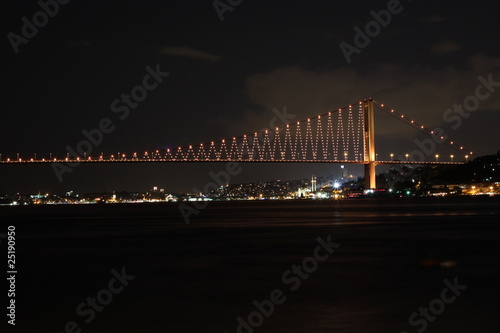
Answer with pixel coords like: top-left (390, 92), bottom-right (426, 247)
top-left (0, 158), bottom-right (465, 165)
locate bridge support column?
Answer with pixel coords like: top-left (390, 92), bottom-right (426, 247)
top-left (364, 162), bottom-right (376, 189)
top-left (363, 99), bottom-right (376, 189)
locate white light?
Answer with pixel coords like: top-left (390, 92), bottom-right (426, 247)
top-left (334, 182), bottom-right (340, 188)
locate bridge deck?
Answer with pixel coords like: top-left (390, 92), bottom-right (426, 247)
top-left (0, 159), bottom-right (465, 165)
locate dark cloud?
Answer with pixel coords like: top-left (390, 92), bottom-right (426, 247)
top-left (432, 40), bottom-right (462, 54)
top-left (66, 40), bottom-right (92, 49)
top-left (423, 15), bottom-right (447, 23)
top-left (160, 46), bottom-right (222, 62)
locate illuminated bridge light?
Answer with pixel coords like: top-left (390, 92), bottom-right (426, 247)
top-left (9, 99), bottom-right (472, 169)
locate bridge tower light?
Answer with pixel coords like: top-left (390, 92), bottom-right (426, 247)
top-left (390, 153), bottom-right (394, 161)
top-left (435, 154), bottom-right (439, 162)
top-left (450, 155), bottom-right (454, 162)
top-left (363, 99), bottom-right (376, 189)
top-left (465, 155), bottom-right (469, 162)
top-left (405, 154), bottom-right (409, 161)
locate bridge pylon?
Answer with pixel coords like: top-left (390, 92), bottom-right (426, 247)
top-left (363, 98), bottom-right (377, 189)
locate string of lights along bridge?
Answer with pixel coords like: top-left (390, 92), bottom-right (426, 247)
top-left (0, 99), bottom-right (473, 188)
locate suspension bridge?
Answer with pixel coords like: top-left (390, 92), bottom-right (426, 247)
top-left (0, 99), bottom-right (473, 188)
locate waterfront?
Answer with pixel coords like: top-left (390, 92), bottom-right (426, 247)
top-left (1, 197), bottom-right (499, 332)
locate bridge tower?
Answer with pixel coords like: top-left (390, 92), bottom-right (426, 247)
top-left (363, 98), bottom-right (376, 189)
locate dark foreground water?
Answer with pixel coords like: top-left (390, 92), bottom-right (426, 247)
top-left (1, 197), bottom-right (499, 332)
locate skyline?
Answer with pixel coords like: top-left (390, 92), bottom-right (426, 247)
top-left (1, 1), bottom-right (500, 193)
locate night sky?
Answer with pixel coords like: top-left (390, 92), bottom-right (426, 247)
top-left (1, 0), bottom-right (500, 193)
